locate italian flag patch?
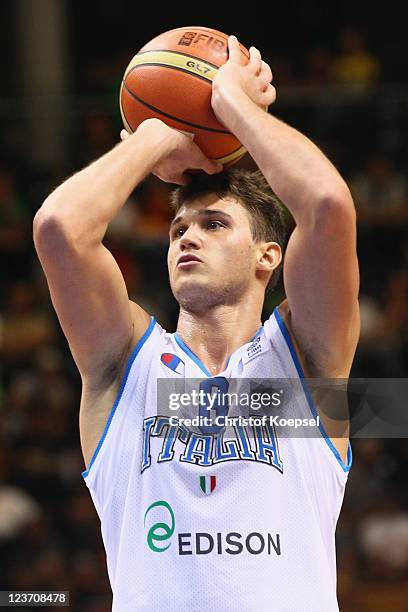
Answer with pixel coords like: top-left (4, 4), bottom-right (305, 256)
top-left (200, 475), bottom-right (216, 495)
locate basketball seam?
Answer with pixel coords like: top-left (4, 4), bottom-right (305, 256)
top-left (119, 83), bottom-right (133, 134)
top-left (122, 82), bottom-right (231, 134)
top-left (126, 62), bottom-right (213, 85)
top-left (216, 145), bottom-right (247, 164)
top-left (135, 49), bottom-right (220, 70)
top-left (221, 143), bottom-right (244, 155)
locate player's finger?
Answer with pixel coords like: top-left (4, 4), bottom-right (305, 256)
top-left (260, 61), bottom-right (273, 83)
top-left (227, 35), bottom-right (243, 64)
top-left (174, 173), bottom-right (189, 186)
top-left (249, 46), bottom-right (263, 75)
top-left (154, 171), bottom-right (188, 186)
top-left (262, 84), bottom-right (277, 106)
top-left (120, 129), bottom-right (130, 141)
top-left (201, 158), bottom-right (223, 175)
top-left (260, 76), bottom-right (270, 93)
top-left (188, 142), bottom-right (223, 175)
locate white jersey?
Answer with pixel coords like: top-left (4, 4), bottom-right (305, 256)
top-left (82, 306), bottom-right (351, 612)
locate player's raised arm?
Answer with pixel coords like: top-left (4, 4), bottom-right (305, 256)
top-left (212, 36), bottom-right (360, 377)
top-left (33, 118), bottom-right (221, 386)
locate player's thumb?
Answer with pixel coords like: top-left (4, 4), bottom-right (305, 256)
top-left (203, 159), bottom-right (223, 175)
top-left (120, 129), bottom-right (130, 142)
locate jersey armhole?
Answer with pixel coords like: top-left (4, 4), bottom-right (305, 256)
top-left (82, 316), bottom-right (157, 480)
top-left (272, 306), bottom-right (352, 474)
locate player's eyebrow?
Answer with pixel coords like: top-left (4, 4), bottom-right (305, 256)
top-left (170, 209), bottom-right (233, 227)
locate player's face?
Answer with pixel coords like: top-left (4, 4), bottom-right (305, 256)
top-left (168, 193), bottom-right (258, 311)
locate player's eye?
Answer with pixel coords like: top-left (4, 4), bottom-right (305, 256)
top-left (172, 226), bottom-right (187, 238)
top-left (206, 220), bottom-right (224, 231)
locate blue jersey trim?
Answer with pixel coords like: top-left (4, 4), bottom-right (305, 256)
top-left (82, 316), bottom-right (156, 479)
top-left (173, 333), bottom-right (212, 377)
top-left (173, 324), bottom-right (263, 378)
top-left (273, 307), bottom-right (352, 473)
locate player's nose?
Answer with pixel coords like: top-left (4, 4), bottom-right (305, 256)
top-left (179, 226), bottom-right (202, 250)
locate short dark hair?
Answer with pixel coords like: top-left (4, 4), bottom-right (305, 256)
top-left (170, 168), bottom-right (290, 291)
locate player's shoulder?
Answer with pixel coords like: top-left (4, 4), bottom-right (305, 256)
top-left (264, 297), bottom-right (290, 332)
top-left (127, 300), bottom-right (168, 352)
top-left (129, 300), bottom-right (152, 334)
top-left (86, 305), bottom-right (159, 391)
top-left (275, 298), bottom-right (290, 321)
top-left (271, 298), bottom-right (314, 377)
top-left (92, 301), bottom-right (159, 390)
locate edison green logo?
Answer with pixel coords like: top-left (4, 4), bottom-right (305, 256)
top-left (144, 500), bottom-right (175, 552)
top-left (144, 499), bottom-right (281, 556)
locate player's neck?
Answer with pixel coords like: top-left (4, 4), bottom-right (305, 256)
top-left (176, 302), bottom-right (262, 376)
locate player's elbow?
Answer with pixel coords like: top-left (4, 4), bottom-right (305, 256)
top-left (315, 187), bottom-right (356, 232)
top-left (34, 206), bottom-right (60, 239)
top-left (33, 206), bottom-right (74, 254)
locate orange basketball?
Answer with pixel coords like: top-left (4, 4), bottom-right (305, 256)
top-left (119, 26), bottom-right (250, 166)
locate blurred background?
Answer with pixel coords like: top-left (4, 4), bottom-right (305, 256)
top-left (1, 1), bottom-right (407, 610)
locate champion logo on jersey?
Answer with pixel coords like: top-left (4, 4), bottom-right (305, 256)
top-left (161, 353), bottom-right (185, 375)
top-left (200, 475), bottom-right (216, 495)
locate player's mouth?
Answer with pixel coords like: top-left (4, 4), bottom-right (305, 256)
top-left (177, 254), bottom-right (203, 269)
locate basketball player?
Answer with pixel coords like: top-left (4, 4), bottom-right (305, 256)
top-left (34, 36), bottom-right (359, 611)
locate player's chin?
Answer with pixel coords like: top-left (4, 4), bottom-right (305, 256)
top-left (172, 277), bottom-right (206, 297)
top-left (172, 278), bottom-right (216, 311)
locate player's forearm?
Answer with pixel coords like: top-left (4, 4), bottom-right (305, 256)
top-left (34, 120), bottom-right (173, 245)
top-left (224, 97), bottom-right (353, 224)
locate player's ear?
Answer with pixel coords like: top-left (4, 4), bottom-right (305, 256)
top-left (256, 241), bottom-right (281, 273)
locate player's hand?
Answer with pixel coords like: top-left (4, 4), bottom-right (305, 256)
top-left (212, 35), bottom-right (276, 124)
top-left (120, 120), bottom-right (222, 185)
